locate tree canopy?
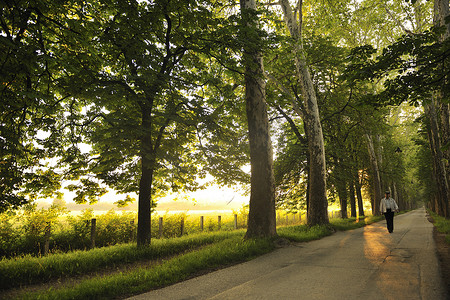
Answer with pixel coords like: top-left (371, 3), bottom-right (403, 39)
top-left (1, 0), bottom-right (449, 245)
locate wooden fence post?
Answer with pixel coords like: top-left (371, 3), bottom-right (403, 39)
top-left (90, 218), bottom-right (96, 249)
top-left (180, 218), bottom-right (185, 236)
top-left (234, 214), bottom-right (238, 229)
top-left (200, 216), bottom-right (204, 231)
top-left (218, 216), bottom-right (221, 230)
top-left (43, 222), bottom-right (51, 256)
top-left (159, 217), bottom-right (163, 238)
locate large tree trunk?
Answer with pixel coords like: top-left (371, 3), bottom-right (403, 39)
top-left (437, 0), bottom-right (450, 181)
top-left (425, 98), bottom-right (449, 217)
top-left (351, 154), bottom-right (365, 217)
top-left (393, 183), bottom-right (400, 210)
top-left (365, 134), bottom-right (382, 215)
top-left (440, 103), bottom-right (450, 180)
top-left (337, 181), bottom-right (348, 219)
top-left (241, 0), bottom-right (277, 239)
top-left (349, 181), bottom-right (357, 218)
top-left (137, 106), bottom-right (154, 246)
top-left (280, 0), bottom-right (328, 225)
top-left (355, 174), bottom-right (365, 217)
top-left (432, 0), bottom-right (450, 217)
top-left (334, 157), bottom-right (348, 219)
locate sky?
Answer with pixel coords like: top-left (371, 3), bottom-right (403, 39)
top-left (36, 131), bottom-right (251, 214)
top-left (38, 178), bottom-right (249, 215)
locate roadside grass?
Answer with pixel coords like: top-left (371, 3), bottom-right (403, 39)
top-left (18, 236), bottom-right (274, 300)
top-left (277, 215), bottom-right (385, 242)
top-left (330, 215), bottom-right (385, 231)
top-left (429, 211), bottom-right (450, 244)
top-left (277, 224), bottom-right (333, 242)
top-left (0, 230), bottom-right (244, 290)
top-left (2, 214), bottom-right (387, 300)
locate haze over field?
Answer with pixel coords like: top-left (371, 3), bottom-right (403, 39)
top-left (37, 185), bottom-right (249, 215)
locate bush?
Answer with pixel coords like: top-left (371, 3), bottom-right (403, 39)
top-left (0, 211), bottom-right (22, 257)
top-left (95, 210), bottom-right (136, 246)
top-left (152, 212), bottom-right (187, 238)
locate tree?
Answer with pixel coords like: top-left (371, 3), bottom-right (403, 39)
top-left (49, 0), bottom-right (240, 245)
top-left (0, 0), bottom-right (77, 212)
top-left (427, 0), bottom-right (450, 217)
top-left (240, 0), bottom-right (277, 238)
top-left (344, 0), bottom-right (448, 216)
top-left (278, 0), bottom-right (329, 225)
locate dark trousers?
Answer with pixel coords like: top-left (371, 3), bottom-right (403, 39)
top-left (384, 209), bottom-right (394, 233)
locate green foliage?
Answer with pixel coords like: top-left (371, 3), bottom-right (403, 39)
top-left (345, 27), bottom-right (449, 107)
top-left (0, 0), bottom-right (253, 216)
top-left (413, 120), bottom-right (437, 202)
top-left (114, 195), bottom-right (135, 208)
top-left (95, 210), bottom-right (136, 246)
top-left (273, 123), bottom-right (308, 211)
top-left (152, 212), bottom-right (187, 238)
top-left (0, 203), bottom-right (68, 257)
top-left (0, 0), bottom-right (71, 211)
top-left (0, 0), bottom-right (439, 248)
top-left (0, 211), bottom-right (21, 257)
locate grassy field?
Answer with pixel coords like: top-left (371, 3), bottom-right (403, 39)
top-left (0, 215), bottom-right (385, 300)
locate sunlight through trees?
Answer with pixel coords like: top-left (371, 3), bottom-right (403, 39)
top-left (1, 0), bottom-right (449, 246)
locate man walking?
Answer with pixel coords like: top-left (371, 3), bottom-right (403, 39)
top-left (380, 191), bottom-right (399, 233)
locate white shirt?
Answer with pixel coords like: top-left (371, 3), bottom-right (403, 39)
top-left (380, 197), bottom-right (398, 213)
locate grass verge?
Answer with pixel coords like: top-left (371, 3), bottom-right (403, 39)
top-left (276, 215), bottom-right (385, 242)
top-left (0, 230), bottom-right (244, 290)
top-left (19, 236), bottom-right (274, 300)
top-left (429, 211), bottom-right (450, 244)
top-left (329, 215), bottom-right (384, 230)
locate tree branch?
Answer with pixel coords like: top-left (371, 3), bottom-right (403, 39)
top-left (275, 105), bottom-right (306, 144)
top-left (383, 4), bottom-right (414, 36)
top-left (265, 72), bottom-right (304, 119)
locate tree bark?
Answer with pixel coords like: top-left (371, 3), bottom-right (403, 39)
top-left (279, 0), bottom-right (328, 225)
top-left (334, 157), bottom-right (348, 219)
top-left (365, 134), bottom-right (382, 215)
top-left (241, 0), bottom-right (277, 239)
top-left (436, 0), bottom-right (450, 217)
top-left (355, 174), bottom-right (365, 217)
top-left (425, 98), bottom-right (449, 217)
top-left (349, 181), bottom-right (357, 218)
top-left (439, 103), bottom-right (450, 180)
top-left (137, 105), bottom-right (155, 246)
top-left (337, 181), bottom-right (348, 219)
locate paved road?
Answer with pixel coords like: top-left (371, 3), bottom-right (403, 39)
top-left (129, 208), bottom-right (446, 300)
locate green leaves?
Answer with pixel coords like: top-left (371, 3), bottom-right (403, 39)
top-left (345, 26), bottom-right (449, 107)
top-left (66, 178), bottom-right (107, 204)
top-left (0, 0), bottom-right (434, 217)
